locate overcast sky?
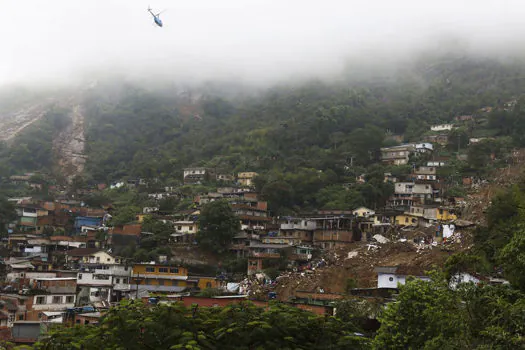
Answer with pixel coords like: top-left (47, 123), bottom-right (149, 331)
top-left (0, 0), bottom-right (524, 86)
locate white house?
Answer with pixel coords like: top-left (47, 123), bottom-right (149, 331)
top-left (280, 219), bottom-right (317, 231)
top-left (394, 183), bottom-right (433, 195)
top-left (375, 266), bottom-right (431, 288)
top-left (427, 161), bottom-right (446, 167)
top-left (174, 221), bottom-right (198, 234)
top-left (430, 124), bottom-right (454, 132)
top-left (77, 264), bottom-right (132, 304)
top-left (32, 294), bottom-right (76, 311)
top-left (415, 143), bottom-right (434, 153)
top-left (143, 207), bottom-right (159, 214)
top-left (68, 249), bottom-right (121, 265)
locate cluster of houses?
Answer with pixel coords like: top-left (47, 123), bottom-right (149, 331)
top-left (0, 244), bottom-right (219, 343)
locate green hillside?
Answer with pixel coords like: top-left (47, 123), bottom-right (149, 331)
top-left (3, 54), bottom-right (525, 212)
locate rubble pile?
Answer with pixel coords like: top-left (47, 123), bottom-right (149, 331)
top-left (273, 229), bottom-right (468, 300)
top-left (238, 273), bottom-right (273, 299)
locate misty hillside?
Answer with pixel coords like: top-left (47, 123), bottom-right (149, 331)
top-left (1, 55), bottom-right (525, 190)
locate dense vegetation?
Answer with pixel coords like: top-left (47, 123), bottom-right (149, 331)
top-left (29, 274), bottom-right (525, 349)
top-left (374, 273), bottom-right (525, 349)
top-left (197, 200), bottom-right (241, 254)
top-left (0, 107), bottom-right (70, 176)
top-left (35, 300), bottom-right (370, 349)
top-left (3, 55), bottom-right (525, 214)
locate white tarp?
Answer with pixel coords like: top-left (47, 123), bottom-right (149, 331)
top-left (443, 224), bottom-right (455, 238)
top-left (226, 283), bottom-right (240, 293)
top-left (373, 234), bottom-right (390, 244)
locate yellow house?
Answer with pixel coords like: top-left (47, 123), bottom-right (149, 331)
top-left (132, 264), bottom-right (190, 290)
top-left (437, 207), bottom-right (457, 221)
top-left (174, 221), bottom-right (198, 234)
top-left (131, 264), bottom-right (219, 292)
top-left (395, 214), bottom-right (418, 227)
top-left (237, 172), bottom-right (258, 187)
top-left (190, 276), bottom-right (220, 290)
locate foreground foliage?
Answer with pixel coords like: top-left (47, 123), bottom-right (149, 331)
top-left (374, 273), bottom-right (525, 349)
top-left (35, 301), bottom-right (369, 350)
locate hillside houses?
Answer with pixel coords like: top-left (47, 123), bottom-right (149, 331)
top-left (380, 143), bottom-right (434, 165)
top-left (430, 124), bottom-right (454, 132)
top-left (380, 144), bottom-right (415, 165)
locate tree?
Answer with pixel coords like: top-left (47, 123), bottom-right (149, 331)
top-left (111, 206), bottom-right (140, 226)
top-left (260, 180), bottom-right (294, 215)
top-left (158, 196), bottom-right (178, 212)
top-left (0, 197), bottom-right (16, 235)
top-left (35, 300), bottom-right (370, 350)
top-left (196, 200), bottom-right (240, 254)
top-left (498, 227), bottom-right (525, 292)
top-left (374, 272), bottom-right (469, 349)
top-left (448, 127), bottom-right (470, 153)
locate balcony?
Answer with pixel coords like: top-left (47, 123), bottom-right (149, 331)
top-left (250, 252), bottom-right (280, 259)
top-left (22, 210), bottom-right (37, 218)
top-left (229, 244), bottom-right (247, 250)
top-left (94, 267), bottom-right (131, 277)
top-left (113, 283), bottom-right (131, 291)
top-left (32, 302), bottom-right (75, 311)
top-left (290, 253), bottom-right (311, 261)
top-left (280, 222), bottom-right (317, 230)
top-left (77, 273), bottom-right (112, 286)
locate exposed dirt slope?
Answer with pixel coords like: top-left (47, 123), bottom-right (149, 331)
top-left (274, 240), bottom-right (462, 300)
top-left (0, 101), bottom-right (55, 142)
top-left (52, 105), bottom-right (86, 183)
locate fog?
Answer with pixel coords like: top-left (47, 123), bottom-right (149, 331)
top-left (1, 0), bottom-right (524, 87)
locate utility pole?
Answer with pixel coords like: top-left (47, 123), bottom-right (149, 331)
top-left (135, 273), bottom-right (139, 299)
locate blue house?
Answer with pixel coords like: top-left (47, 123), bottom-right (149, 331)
top-left (74, 216), bottom-right (103, 234)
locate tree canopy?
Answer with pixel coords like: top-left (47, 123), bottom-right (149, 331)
top-left (197, 200), bottom-right (240, 253)
top-left (35, 300), bottom-right (369, 350)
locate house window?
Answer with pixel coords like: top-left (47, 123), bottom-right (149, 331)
top-left (78, 274), bottom-right (82, 280)
top-left (169, 268), bottom-right (179, 274)
top-left (189, 226), bottom-right (193, 231)
top-left (76, 320), bottom-right (81, 324)
top-left (66, 296), bottom-right (74, 303)
top-left (177, 226), bottom-right (182, 230)
top-left (159, 268), bottom-right (168, 273)
top-left (36, 296), bottom-right (46, 305)
top-left (107, 258), bottom-right (111, 262)
top-left (145, 267), bottom-right (155, 273)
top-left (158, 280), bottom-right (164, 286)
top-left (116, 278), bottom-right (120, 284)
top-left (405, 218), bottom-right (408, 223)
top-left (85, 320), bottom-right (90, 325)
top-left (172, 281), bottom-right (179, 286)
top-left (439, 209), bottom-right (444, 215)
top-left (96, 257), bottom-right (100, 262)
top-left (18, 315), bottom-right (23, 320)
top-left (206, 282), bottom-right (212, 288)
top-left (52, 296), bottom-right (62, 304)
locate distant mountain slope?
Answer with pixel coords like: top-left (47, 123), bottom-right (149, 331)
top-left (2, 55), bottom-right (525, 186)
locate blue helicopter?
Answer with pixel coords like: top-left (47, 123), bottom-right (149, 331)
top-left (148, 7), bottom-right (165, 27)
